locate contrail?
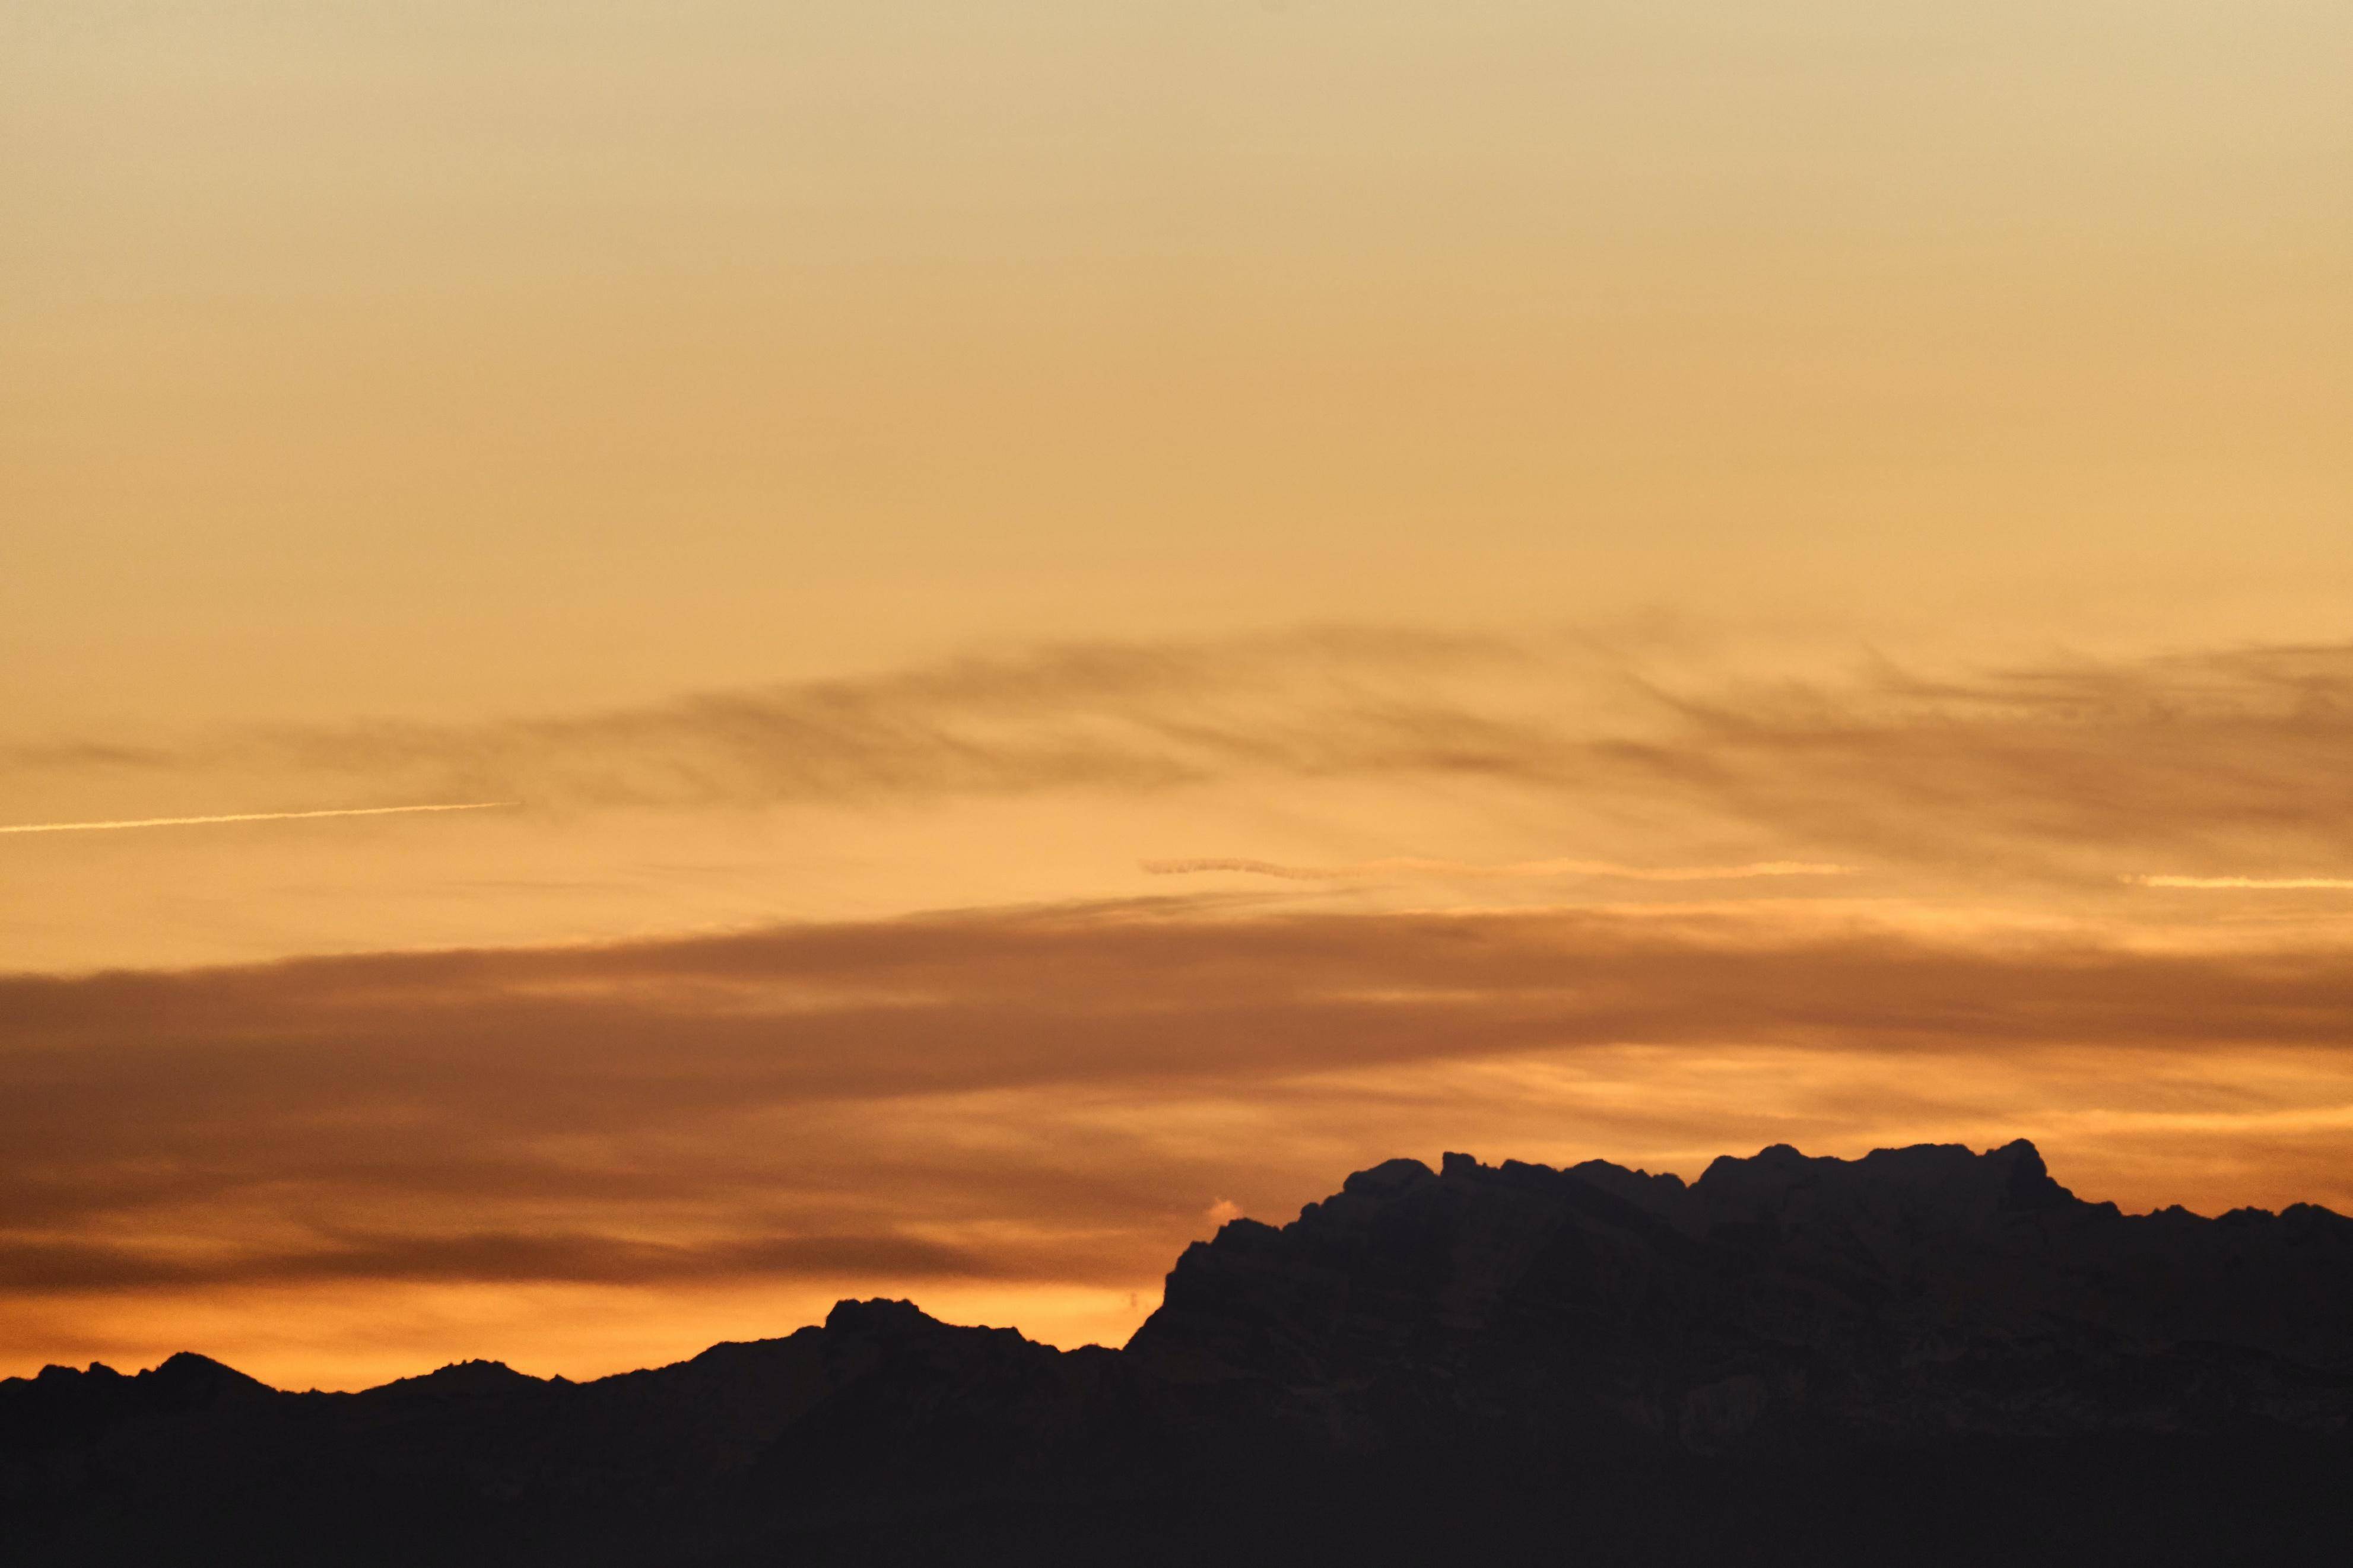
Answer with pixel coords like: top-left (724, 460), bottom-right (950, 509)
top-left (2132, 874), bottom-right (2353, 890)
top-left (0, 802), bottom-right (517, 836)
top-left (1141, 856), bottom-right (1854, 882)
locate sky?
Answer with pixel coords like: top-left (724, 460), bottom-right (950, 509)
top-left (4, 0), bottom-right (2351, 1389)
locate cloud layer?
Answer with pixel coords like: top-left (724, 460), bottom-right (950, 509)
top-left (1141, 856), bottom-right (1854, 882)
top-left (10, 631), bottom-right (2353, 1382)
top-left (8, 895), bottom-right (2353, 1381)
top-left (17, 632), bottom-right (2353, 886)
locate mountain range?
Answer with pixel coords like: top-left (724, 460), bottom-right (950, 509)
top-left (8, 1139), bottom-right (2351, 1564)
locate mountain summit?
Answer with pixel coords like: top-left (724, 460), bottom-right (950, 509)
top-left (8, 1141), bottom-right (2351, 1565)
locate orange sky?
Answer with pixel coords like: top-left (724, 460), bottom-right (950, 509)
top-left (4, 1), bottom-right (2351, 1389)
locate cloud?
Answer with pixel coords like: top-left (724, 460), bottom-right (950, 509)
top-left (5, 628), bottom-right (1548, 807)
top-left (1621, 641), bottom-right (2353, 880)
top-left (2133, 876), bottom-right (2353, 890)
top-left (0, 1228), bottom-right (1106, 1293)
top-left (1141, 856), bottom-right (1853, 882)
top-left (7, 896), bottom-right (2353, 1344)
top-left (11, 630), bottom-right (2353, 886)
top-left (0, 803), bottom-right (516, 835)
top-left (12, 629), bottom-right (2353, 1379)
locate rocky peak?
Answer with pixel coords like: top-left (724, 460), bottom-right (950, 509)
top-left (1347, 1156), bottom-right (1440, 1195)
top-left (382, 1360), bottom-right (545, 1398)
top-left (139, 1352), bottom-right (275, 1407)
top-left (823, 1297), bottom-right (948, 1338)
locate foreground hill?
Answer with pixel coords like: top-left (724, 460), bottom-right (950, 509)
top-left (8, 1140), bottom-right (2351, 1564)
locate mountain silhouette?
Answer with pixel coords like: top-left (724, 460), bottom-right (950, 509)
top-left (7, 1140), bottom-right (2351, 1564)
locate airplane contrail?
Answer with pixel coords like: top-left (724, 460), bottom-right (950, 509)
top-left (0, 802), bottom-right (518, 836)
top-left (1141, 855), bottom-right (1854, 882)
top-left (2132, 874), bottom-right (2353, 890)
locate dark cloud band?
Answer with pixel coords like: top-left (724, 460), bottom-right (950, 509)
top-left (5, 899), bottom-right (2353, 1316)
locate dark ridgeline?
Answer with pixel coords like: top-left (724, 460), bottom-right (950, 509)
top-left (7, 1141), bottom-right (2352, 1565)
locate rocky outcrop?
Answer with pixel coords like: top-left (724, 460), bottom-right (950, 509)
top-left (1130, 1140), bottom-right (2353, 1448)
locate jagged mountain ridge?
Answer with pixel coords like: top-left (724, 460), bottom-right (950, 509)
top-left (1135, 1138), bottom-right (2353, 1439)
top-left (8, 1140), bottom-right (2352, 1566)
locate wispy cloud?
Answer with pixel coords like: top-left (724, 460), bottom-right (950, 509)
top-left (2133, 875), bottom-right (2353, 890)
top-left (14, 631), bottom-right (2353, 886)
top-left (0, 802), bottom-right (515, 836)
top-left (1141, 856), bottom-right (1854, 882)
top-left (5, 629), bottom-right (1547, 807)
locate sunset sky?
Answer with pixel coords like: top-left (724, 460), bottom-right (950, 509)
top-left (5, 1), bottom-right (2352, 1390)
